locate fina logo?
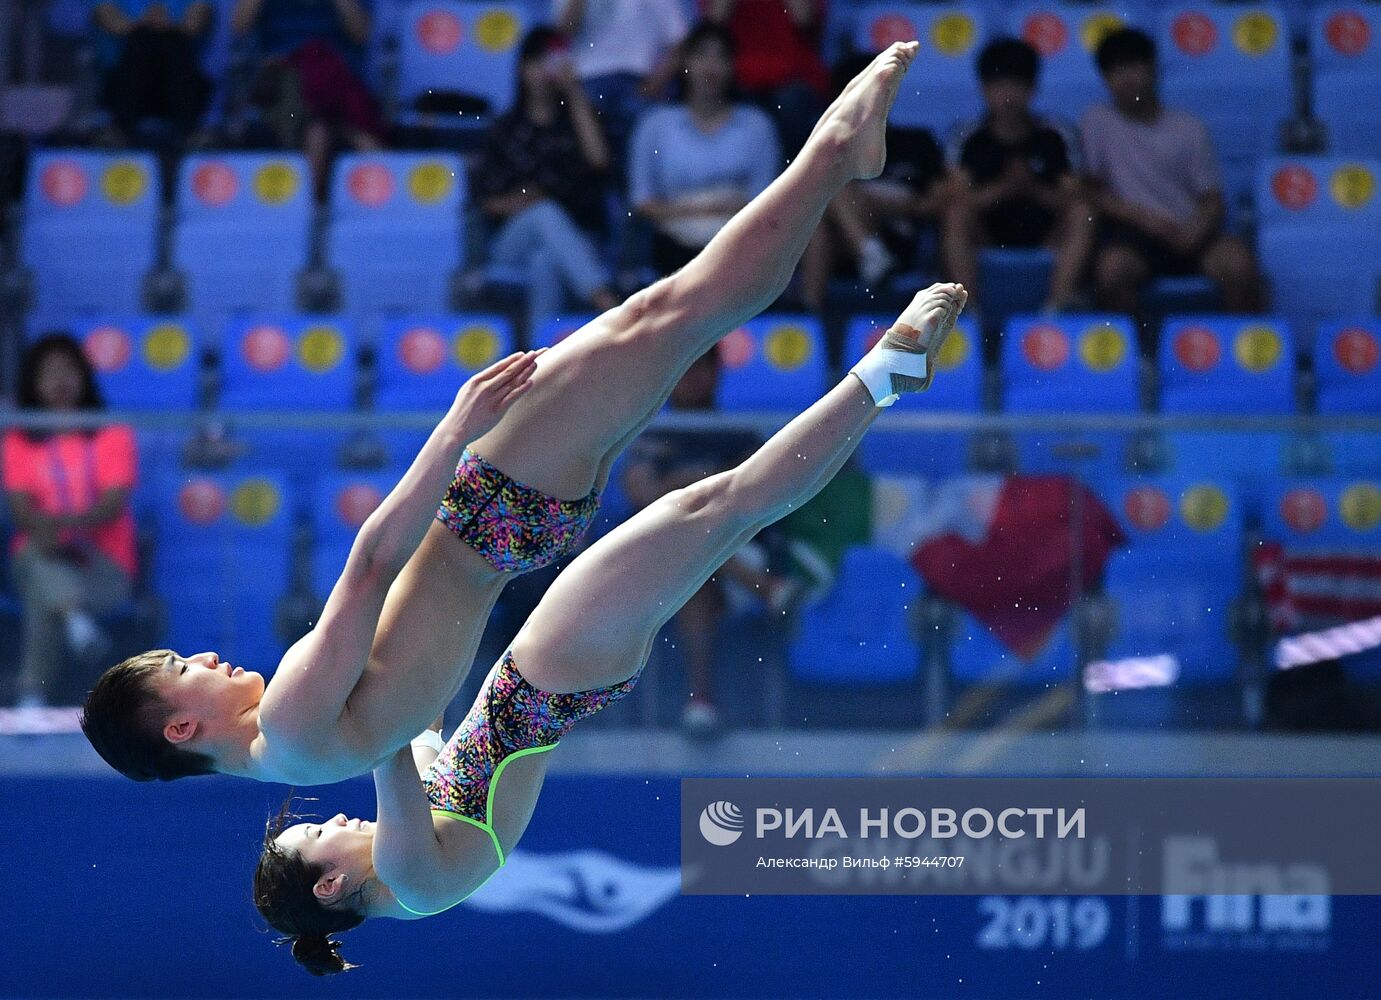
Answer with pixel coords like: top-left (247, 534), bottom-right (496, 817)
top-left (699, 800), bottom-right (745, 845)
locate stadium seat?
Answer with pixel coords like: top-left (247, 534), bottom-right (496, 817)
top-left (396, 1), bottom-right (529, 130)
top-left (309, 471), bottom-right (401, 599)
top-left (1256, 157), bottom-right (1381, 337)
top-left (977, 247), bottom-right (1054, 336)
top-left (63, 316), bottom-right (202, 411)
top-left (948, 611), bottom-right (1078, 685)
top-left (529, 313), bottom-right (597, 349)
top-left (326, 153), bottom-right (466, 314)
top-left (1311, 4), bottom-right (1381, 158)
top-left (152, 469), bottom-right (294, 674)
top-left (787, 545), bottom-right (923, 683)
top-left (853, 4), bottom-right (988, 136)
top-left (172, 153), bottom-right (312, 321)
top-left (1005, 4), bottom-right (1140, 124)
top-left (1158, 4), bottom-right (1293, 206)
top-left (1002, 314), bottom-right (1140, 476)
top-left (1315, 319), bottom-right (1381, 413)
top-left (19, 151), bottom-right (158, 318)
top-left (1158, 315), bottom-right (1296, 413)
top-left (715, 316), bottom-right (828, 412)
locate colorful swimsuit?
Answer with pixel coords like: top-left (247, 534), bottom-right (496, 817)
top-left (436, 448), bottom-right (601, 572)
top-left (397, 650), bottom-right (642, 915)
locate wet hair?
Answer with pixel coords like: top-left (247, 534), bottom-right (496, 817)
top-left (1095, 27), bottom-right (1157, 75)
top-left (978, 38), bottom-right (1040, 87)
top-left (677, 22), bottom-right (738, 103)
top-left (253, 797), bottom-right (365, 977)
top-left (80, 649), bottom-right (217, 782)
top-left (16, 332), bottom-right (105, 441)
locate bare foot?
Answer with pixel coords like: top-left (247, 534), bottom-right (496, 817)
top-left (890, 282), bottom-right (968, 356)
top-left (816, 42), bottom-right (918, 181)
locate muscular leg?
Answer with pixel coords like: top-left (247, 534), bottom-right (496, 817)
top-left (466, 43), bottom-right (920, 500)
top-left (511, 284), bottom-right (965, 693)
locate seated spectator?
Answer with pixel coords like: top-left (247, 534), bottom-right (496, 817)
top-left (94, 0), bottom-right (213, 145)
top-left (231, 0), bottom-right (385, 197)
top-left (800, 54), bottom-right (950, 314)
top-left (554, 0), bottom-right (688, 179)
top-left (629, 23), bottom-right (780, 278)
top-left (3, 336), bottom-right (138, 709)
top-left (1082, 28), bottom-right (1263, 316)
top-left (622, 351), bottom-right (788, 735)
top-left (947, 38), bottom-right (1093, 314)
top-left (473, 27), bottom-right (619, 335)
top-left (703, 0), bottom-right (828, 157)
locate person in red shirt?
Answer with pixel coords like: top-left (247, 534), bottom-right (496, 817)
top-left (3, 334), bottom-right (137, 707)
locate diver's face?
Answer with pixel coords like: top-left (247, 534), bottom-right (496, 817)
top-left (276, 815), bottom-right (376, 903)
top-left (152, 650), bottom-right (265, 750)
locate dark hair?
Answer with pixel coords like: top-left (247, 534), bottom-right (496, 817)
top-left (80, 650), bottom-right (217, 782)
top-left (16, 333), bottom-right (105, 441)
top-left (253, 798), bottom-right (365, 977)
top-left (978, 37), bottom-right (1040, 86)
top-left (677, 21), bottom-right (737, 103)
top-left (1095, 27), bottom-right (1156, 75)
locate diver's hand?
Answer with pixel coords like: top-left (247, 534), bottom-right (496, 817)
top-left (447, 349), bottom-right (542, 442)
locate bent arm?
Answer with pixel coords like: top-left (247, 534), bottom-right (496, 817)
top-left (372, 749), bottom-right (450, 911)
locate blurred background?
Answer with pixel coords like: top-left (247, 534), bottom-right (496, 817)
top-left (0, 0), bottom-right (1379, 996)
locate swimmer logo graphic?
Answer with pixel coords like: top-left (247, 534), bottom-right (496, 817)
top-left (699, 801), bottom-right (745, 846)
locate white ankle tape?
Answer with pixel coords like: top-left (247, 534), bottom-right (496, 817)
top-left (850, 347), bottom-right (928, 407)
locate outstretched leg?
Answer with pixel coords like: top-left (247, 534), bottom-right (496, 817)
top-left (469, 42), bottom-right (921, 500)
top-left (510, 283), bottom-right (966, 693)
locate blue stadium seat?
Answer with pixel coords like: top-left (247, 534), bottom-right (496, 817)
top-left (977, 247), bottom-right (1054, 335)
top-left (1158, 4), bottom-right (1293, 205)
top-left (310, 471), bottom-right (401, 598)
top-left (1311, 4), bottom-right (1381, 158)
top-left (219, 317), bottom-right (358, 412)
top-left (530, 313), bottom-right (597, 349)
top-left (1315, 319), bottom-right (1381, 413)
top-left (1004, 4), bottom-right (1141, 124)
top-left (853, 4), bottom-right (988, 135)
top-left (715, 316), bottom-right (828, 412)
top-left (20, 151), bottom-right (158, 318)
top-left (787, 545), bottom-right (923, 683)
top-left (326, 153), bottom-right (466, 314)
top-left (1098, 476), bottom-right (1245, 683)
top-left (172, 153), bottom-right (312, 321)
top-left (949, 611), bottom-right (1077, 685)
top-left (396, 1), bottom-right (529, 130)
top-left (1158, 316), bottom-right (1296, 413)
top-left (60, 317), bottom-right (202, 411)
top-left (1256, 158), bottom-right (1381, 337)
top-left (152, 469), bottom-right (294, 674)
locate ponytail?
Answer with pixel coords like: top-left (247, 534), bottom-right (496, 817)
top-left (288, 932), bottom-right (357, 976)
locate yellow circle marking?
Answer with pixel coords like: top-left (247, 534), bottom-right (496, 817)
top-left (1081, 12), bottom-right (1124, 52)
top-left (764, 325), bottom-right (813, 370)
top-left (1078, 323), bottom-right (1127, 373)
top-left (1340, 483), bottom-right (1381, 531)
top-left (935, 327), bottom-right (969, 372)
top-left (409, 161), bottom-right (454, 204)
top-left (476, 9), bottom-right (520, 52)
top-left (1233, 11), bottom-right (1278, 55)
top-left (254, 162), bottom-right (299, 204)
top-left (1330, 164), bottom-right (1376, 209)
top-left (299, 325), bottom-right (344, 373)
top-left (231, 479), bottom-right (281, 526)
top-left (143, 324), bottom-right (191, 372)
top-left (455, 325), bottom-right (501, 369)
top-left (931, 13), bottom-right (976, 56)
top-left (102, 161), bottom-right (147, 205)
top-left (1181, 484), bottom-right (1229, 532)
top-left (1233, 324), bottom-right (1282, 373)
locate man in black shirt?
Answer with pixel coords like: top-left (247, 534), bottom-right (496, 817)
top-left (946, 38), bottom-right (1092, 312)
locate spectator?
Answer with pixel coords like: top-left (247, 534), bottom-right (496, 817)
top-left (622, 351), bottom-right (789, 734)
top-left (629, 23), bottom-right (780, 278)
top-left (473, 27), bottom-right (619, 335)
top-left (800, 54), bottom-right (950, 314)
top-left (3, 336), bottom-right (138, 709)
top-left (947, 38), bottom-right (1093, 314)
top-left (553, 0), bottom-right (688, 179)
top-left (703, 0), bottom-right (828, 157)
top-left (1082, 27), bottom-right (1263, 316)
top-left (231, 0), bottom-right (385, 196)
top-left (94, 0), bottom-right (213, 145)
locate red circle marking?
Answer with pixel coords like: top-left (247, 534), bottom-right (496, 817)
top-left (192, 161), bottom-right (238, 207)
top-left (242, 325), bottom-right (291, 372)
top-left (83, 326), bottom-right (133, 372)
top-left (40, 160), bottom-right (88, 206)
top-left (1021, 12), bottom-right (1069, 56)
top-left (347, 163), bottom-right (394, 207)
top-left (337, 484), bottom-right (384, 528)
top-left (1125, 486), bottom-right (1172, 531)
top-left (399, 327), bottom-right (447, 374)
top-left (1173, 325), bottom-right (1222, 372)
top-left (870, 14), bottom-right (918, 51)
top-left (1334, 327), bottom-right (1380, 375)
top-left (719, 327), bottom-right (756, 369)
top-left (179, 479), bottom-right (226, 525)
top-left (1172, 11), bottom-right (1218, 56)
top-left (1021, 324), bottom-right (1070, 371)
top-left (418, 10), bottom-right (463, 54)
top-left (1281, 488), bottom-right (1327, 534)
top-left (1325, 11), bottom-right (1371, 57)
top-left (1270, 165), bottom-right (1318, 211)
